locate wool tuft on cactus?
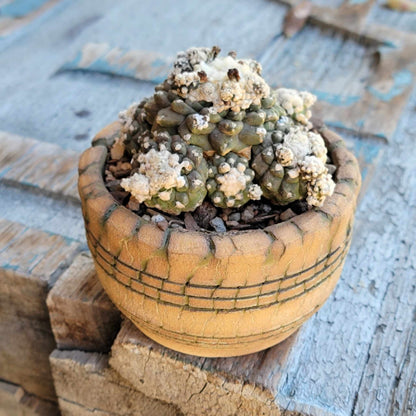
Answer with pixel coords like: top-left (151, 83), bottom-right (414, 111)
top-left (110, 46), bottom-right (335, 216)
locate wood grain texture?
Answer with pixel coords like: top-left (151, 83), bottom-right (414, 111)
top-left (0, 218), bottom-right (80, 401)
top-left (0, 380), bottom-right (59, 416)
top-left (0, 131), bottom-right (80, 201)
top-left (0, 0), bottom-right (414, 414)
top-left (110, 320), bottom-right (297, 416)
top-left (272, 1), bottom-right (416, 141)
top-left (0, 0), bottom-right (60, 37)
top-left (274, 77), bottom-right (416, 416)
top-left (50, 349), bottom-right (182, 416)
top-left (47, 252), bottom-right (121, 352)
top-left (0, 0), bottom-right (287, 153)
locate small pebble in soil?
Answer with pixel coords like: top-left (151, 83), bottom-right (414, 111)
top-left (152, 214), bottom-right (166, 223)
top-left (228, 212), bottom-right (241, 221)
top-left (194, 202), bottom-right (218, 229)
top-left (226, 220), bottom-right (239, 227)
top-left (280, 208), bottom-right (296, 221)
top-left (260, 203), bottom-right (272, 214)
top-left (210, 217), bottom-right (227, 233)
top-left (241, 205), bottom-right (257, 222)
top-left (106, 180), bottom-right (122, 192)
top-left (127, 198), bottom-right (141, 211)
top-left (184, 213), bottom-right (200, 231)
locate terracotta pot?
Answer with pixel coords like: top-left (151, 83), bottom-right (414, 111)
top-left (78, 122), bottom-right (361, 357)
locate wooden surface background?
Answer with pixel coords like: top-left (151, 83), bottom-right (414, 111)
top-left (0, 0), bottom-right (415, 415)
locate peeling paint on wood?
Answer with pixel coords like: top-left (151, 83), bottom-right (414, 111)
top-left (0, 0), bottom-right (415, 414)
top-left (0, 130), bottom-right (80, 201)
top-left (0, 0), bottom-right (59, 37)
top-left (60, 43), bottom-right (172, 84)
top-left (344, 136), bottom-right (384, 198)
top-left (0, 218), bottom-right (80, 402)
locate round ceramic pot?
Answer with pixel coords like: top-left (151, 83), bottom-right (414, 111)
top-left (78, 122), bottom-right (361, 357)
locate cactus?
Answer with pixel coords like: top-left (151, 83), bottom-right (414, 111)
top-left (206, 153), bottom-right (261, 208)
top-left (251, 126), bottom-right (334, 206)
top-left (113, 47), bottom-right (336, 215)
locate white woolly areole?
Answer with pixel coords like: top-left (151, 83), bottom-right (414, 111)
top-left (306, 174), bottom-right (335, 207)
top-left (300, 156), bottom-right (326, 179)
top-left (118, 102), bottom-right (139, 137)
top-left (217, 167), bottom-right (251, 198)
top-left (188, 113), bottom-right (210, 131)
top-left (120, 146), bottom-right (187, 203)
top-left (279, 127), bottom-right (328, 165)
top-left (275, 126), bottom-right (335, 207)
top-left (169, 48), bottom-right (270, 113)
top-left (274, 88), bottom-right (316, 125)
top-left (248, 184), bottom-right (263, 200)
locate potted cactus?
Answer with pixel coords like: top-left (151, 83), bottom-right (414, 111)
top-left (79, 47), bottom-right (361, 357)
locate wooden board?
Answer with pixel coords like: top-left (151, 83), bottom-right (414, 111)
top-left (0, 380), bottom-right (59, 416)
top-left (50, 349), bottom-right (182, 416)
top-left (0, 218), bottom-right (80, 402)
top-left (0, 0), bottom-right (61, 38)
top-left (47, 252), bottom-right (121, 352)
top-left (0, 0), bottom-right (415, 414)
top-left (271, 1), bottom-right (416, 141)
top-left (274, 74), bottom-right (416, 416)
top-left (110, 320), bottom-right (297, 416)
top-left (0, 0), bottom-right (288, 152)
top-left (0, 131), bottom-right (80, 202)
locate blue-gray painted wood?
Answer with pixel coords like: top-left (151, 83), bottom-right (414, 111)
top-left (0, 0), bottom-right (415, 415)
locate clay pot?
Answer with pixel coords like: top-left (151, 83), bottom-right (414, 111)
top-left (78, 122), bottom-right (361, 357)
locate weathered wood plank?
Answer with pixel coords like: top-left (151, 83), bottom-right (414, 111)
top-left (273, 84), bottom-right (416, 416)
top-left (50, 349), bottom-right (182, 416)
top-left (270, 1), bottom-right (416, 141)
top-left (260, 22), bottom-right (415, 140)
top-left (0, 131), bottom-right (80, 201)
top-left (353, 219), bottom-right (416, 412)
top-left (55, 19), bottom-right (415, 142)
top-left (60, 44), bottom-right (172, 84)
top-left (367, 1), bottom-right (416, 34)
top-left (0, 183), bottom-right (86, 243)
top-left (47, 252), bottom-right (121, 352)
top-left (109, 320), bottom-right (298, 416)
top-left (0, 218), bottom-right (80, 401)
top-left (0, 380), bottom-right (59, 416)
top-left (0, 0), bottom-right (60, 37)
top-left (0, 0), bottom-right (287, 152)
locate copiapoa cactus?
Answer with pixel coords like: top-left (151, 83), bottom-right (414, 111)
top-left (111, 46), bottom-right (335, 216)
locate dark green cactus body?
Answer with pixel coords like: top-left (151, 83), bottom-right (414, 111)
top-left (206, 153), bottom-right (258, 209)
top-left (141, 92), bottom-right (291, 158)
top-left (141, 143), bottom-right (209, 215)
top-left (251, 123), bottom-right (307, 206)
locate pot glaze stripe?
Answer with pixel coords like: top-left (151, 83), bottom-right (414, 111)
top-left (90, 237), bottom-right (349, 312)
top-left (120, 304), bottom-right (319, 346)
top-left (88, 228), bottom-right (349, 305)
top-left (87, 226), bottom-right (348, 290)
